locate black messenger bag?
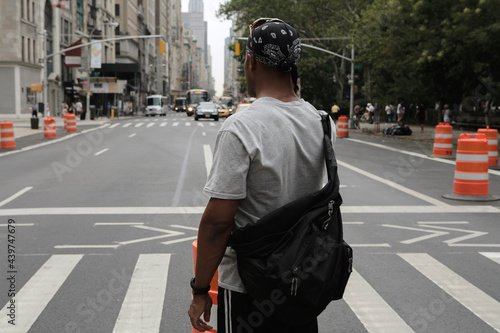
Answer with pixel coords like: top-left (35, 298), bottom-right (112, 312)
top-left (228, 112), bottom-right (353, 326)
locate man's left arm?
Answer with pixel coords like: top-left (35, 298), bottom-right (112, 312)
top-left (188, 197), bottom-right (239, 332)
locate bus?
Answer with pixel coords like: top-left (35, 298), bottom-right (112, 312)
top-left (145, 95), bottom-right (168, 116)
top-left (186, 89), bottom-right (210, 116)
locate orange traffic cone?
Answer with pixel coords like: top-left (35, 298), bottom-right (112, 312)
top-left (44, 117), bottom-right (57, 138)
top-left (432, 123), bottom-right (453, 157)
top-left (478, 126), bottom-right (498, 168)
top-left (443, 133), bottom-right (499, 201)
top-left (0, 121), bottom-right (16, 149)
top-left (337, 115), bottom-right (349, 138)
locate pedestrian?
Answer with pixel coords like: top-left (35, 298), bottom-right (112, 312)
top-left (385, 104), bottom-right (393, 123)
top-left (397, 101), bottom-right (405, 123)
top-left (75, 99), bottom-right (83, 119)
top-left (415, 103), bottom-right (428, 132)
top-left (62, 103), bottom-right (69, 117)
top-left (188, 18), bottom-right (334, 333)
top-left (442, 104), bottom-right (451, 123)
top-left (31, 103), bottom-right (38, 118)
top-left (68, 102), bottom-right (76, 114)
top-left (331, 102), bottom-right (340, 121)
top-left (367, 103), bottom-right (375, 123)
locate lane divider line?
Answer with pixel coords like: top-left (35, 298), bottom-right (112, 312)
top-left (0, 186), bottom-right (33, 207)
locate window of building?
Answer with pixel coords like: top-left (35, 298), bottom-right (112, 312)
top-left (76, 0), bottom-right (84, 31)
top-left (115, 4), bottom-right (120, 16)
top-left (22, 36), bottom-right (25, 62)
top-left (63, 19), bottom-right (69, 44)
top-left (32, 0), bottom-right (35, 23)
top-left (27, 37), bottom-right (31, 63)
top-left (33, 39), bottom-right (36, 64)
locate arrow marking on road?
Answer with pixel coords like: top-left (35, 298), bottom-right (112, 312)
top-left (382, 224), bottom-right (449, 244)
top-left (417, 222), bottom-right (496, 247)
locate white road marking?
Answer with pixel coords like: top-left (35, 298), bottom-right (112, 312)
top-left (346, 137), bottom-right (500, 177)
top-left (173, 122), bottom-right (179, 126)
top-left (117, 225), bottom-right (184, 246)
top-left (95, 222), bottom-right (144, 226)
top-left (344, 222), bottom-right (365, 225)
top-left (171, 224), bottom-right (199, 231)
top-left (399, 253), bottom-right (500, 331)
top-left (94, 148), bottom-right (109, 156)
top-left (0, 255), bottom-right (83, 332)
top-left (129, 133), bottom-right (136, 138)
top-left (185, 122), bottom-right (191, 126)
top-left (0, 186), bottom-right (33, 207)
top-left (344, 269), bottom-right (414, 333)
top-left (479, 252), bottom-right (500, 265)
top-left (338, 160), bottom-right (450, 207)
top-left (160, 122), bottom-right (168, 127)
top-left (108, 123), bottom-right (120, 128)
top-left (198, 123), bottom-right (204, 127)
top-left (113, 254), bottom-right (171, 333)
top-left (123, 123), bottom-right (132, 128)
top-left (382, 224), bottom-right (448, 244)
top-left (147, 123), bottom-right (155, 128)
top-left (350, 243), bottom-right (391, 247)
top-left (135, 122), bottom-right (144, 127)
top-left (0, 205), bottom-right (499, 216)
top-left (203, 145), bottom-right (212, 178)
top-left (161, 235), bottom-right (198, 245)
top-left (54, 244), bottom-right (120, 249)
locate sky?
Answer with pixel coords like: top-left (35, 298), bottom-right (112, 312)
top-left (181, 0), bottom-right (233, 96)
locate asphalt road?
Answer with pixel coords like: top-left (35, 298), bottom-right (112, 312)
top-left (0, 112), bottom-right (499, 333)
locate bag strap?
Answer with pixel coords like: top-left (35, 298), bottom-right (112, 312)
top-left (319, 112), bottom-right (339, 193)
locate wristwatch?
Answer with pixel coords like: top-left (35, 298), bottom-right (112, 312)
top-left (190, 277), bottom-right (211, 295)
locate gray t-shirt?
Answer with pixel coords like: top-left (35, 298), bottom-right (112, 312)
top-left (204, 97), bottom-right (336, 293)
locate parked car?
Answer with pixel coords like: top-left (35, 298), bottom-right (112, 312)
top-left (195, 102), bottom-right (219, 121)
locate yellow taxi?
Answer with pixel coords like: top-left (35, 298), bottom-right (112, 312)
top-left (218, 105), bottom-right (232, 117)
top-left (234, 103), bottom-right (252, 114)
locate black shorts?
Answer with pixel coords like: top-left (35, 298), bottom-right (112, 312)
top-left (217, 287), bottom-right (318, 333)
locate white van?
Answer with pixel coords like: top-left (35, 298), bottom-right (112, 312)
top-left (145, 95), bottom-right (167, 116)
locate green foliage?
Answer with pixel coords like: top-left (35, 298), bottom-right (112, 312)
top-left (219, 0), bottom-right (500, 110)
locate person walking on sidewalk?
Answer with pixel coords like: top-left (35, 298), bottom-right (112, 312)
top-left (331, 102), bottom-right (340, 122)
top-left (415, 103), bottom-right (428, 132)
top-left (188, 17), bottom-right (334, 333)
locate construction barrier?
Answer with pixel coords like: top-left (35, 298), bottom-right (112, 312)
top-left (66, 114), bottom-right (77, 132)
top-left (0, 121), bottom-right (16, 149)
top-left (64, 113), bottom-right (68, 130)
top-left (44, 117), bottom-right (57, 138)
top-left (443, 133), bottom-right (499, 201)
top-left (478, 126), bottom-right (498, 167)
top-left (192, 240), bottom-right (218, 333)
top-left (337, 115), bottom-right (349, 138)
top-left (432, 122), bottom-right (453, 157)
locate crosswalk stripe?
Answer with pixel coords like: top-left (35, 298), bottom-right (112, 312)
top-left (147, 123), bottom-right (155, 128)
top-left (173, 122), bottom-right (179, 126)
top-left (123, 123), bottom-right (132, 128)
top-left (198, 123), bottom-right (204, 127)
top-left (0, 254), bottom-right (83, 332)
top-left (113, 254), bottom-right (171, 332)
top-left (160, 122), bottom-right (167, 127)
top-left (479, 252), bottom-right (500, 265)
top-left (185, 122), bottom-right (191, 126)
top-left (109, 123), bottom-right (120, 129)
top-left (399, 253), bottom-right (500, 331)
top-left (135, 122), bottom-right (144, 128)
top-left (343, 269), bottom-right (414, 332)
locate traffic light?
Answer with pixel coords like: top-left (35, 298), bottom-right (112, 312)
top-left (235, 42), bottom-right (240, 56)
top-left (159, 41), bottom-right (165, 54)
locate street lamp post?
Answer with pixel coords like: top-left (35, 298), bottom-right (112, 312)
top-left (85, 22), bottom-right (119, 119)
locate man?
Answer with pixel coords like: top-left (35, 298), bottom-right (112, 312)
top-left (75, 99), bottom-right (83, 119)
top-left (331, 103), bottom-right (340, 121)
top-left (188, 18), bottom-right (335, 333)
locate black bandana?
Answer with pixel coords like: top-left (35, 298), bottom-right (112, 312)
top-left (247, 21), bottom-right (301, 73)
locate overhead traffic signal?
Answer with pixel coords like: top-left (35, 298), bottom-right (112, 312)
top-left (235, 42), bottom-right (240, 56)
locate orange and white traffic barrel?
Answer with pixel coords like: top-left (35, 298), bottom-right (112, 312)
top-left (432, 122), bottom-right (453, 157)
top-left (192, 240), bottom-right (218, 333)
top-left (337, 115), bottom-right (349, 138)
top-left (63, 113), bottom-right (68, 130)
top-left (66, 114), bottom-right (77, 132)
top-left (443, 133), bottom-right (499, 201)
top-left (0, 121), bottom-right (16, 149)
top-left (478, 126), bottom-right (498, 167)
top-left (44, 117), bottom-right (57, 138)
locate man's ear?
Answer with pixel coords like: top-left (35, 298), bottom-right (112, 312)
top-left (247, 53), bottom-right (257, 70)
